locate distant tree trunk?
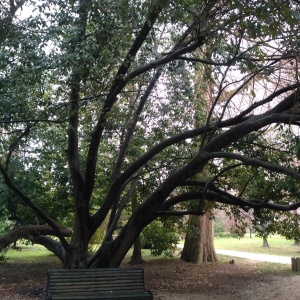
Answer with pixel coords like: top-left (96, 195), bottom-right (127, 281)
top-left (294, 239), bottom-right (300, 246)
top-left (181, 212), bottom-right (217, 263)
top-left (129, 236), bottom-right (143, 264)
top-left (129, 194), bottom-right (143, 264)
top-left (263, 235), bottom-right (269, 247)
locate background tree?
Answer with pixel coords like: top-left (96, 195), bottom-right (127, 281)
top-left (181, 212), bottom-right (218, 263)
top-left (181, 58), bottom-right (218, 263)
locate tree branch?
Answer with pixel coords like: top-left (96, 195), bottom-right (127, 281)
top-left (5, 123), bottom-right (35, 169)
top-left (157, 188), bottom-right (300, 217)
top-left (206, 151), bottom-right (300, 180)
top-left (84, 2), bottom-right (167, 205)
top-left (0, 225), bottom-right (71, 250)
top-left (0, 166), bottom-right (70, 250)
top-left (29, 235), bottom-right (66, 262)
top-left (90, 86), bottom-right (300, 236)
top-left (9, 0), bottom-right (26, 15)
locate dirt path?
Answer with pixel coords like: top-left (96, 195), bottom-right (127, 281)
top-left (216, 249), bottom-right (292, 264)
top-left (158, 275), bottom-right (300, 300)
top-left (145, 258), bottom-right (300, 300)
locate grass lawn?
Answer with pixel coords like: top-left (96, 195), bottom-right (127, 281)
top-left (5, 244), bottom-right (163, 265)
top-left (5, 235), bottom-right (300, 265)
top-left (5, 243), bottom-right (58, 264)
top-left (214, 235), bottom-right (300, 257)
top-left (3, 239), bottom-right (300, 276)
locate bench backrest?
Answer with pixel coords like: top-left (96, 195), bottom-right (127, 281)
top-left (47, 268), bottom-right (152, 300)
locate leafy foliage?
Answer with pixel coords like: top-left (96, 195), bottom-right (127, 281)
top-left (141, 219), bottom-right (179, 257)
top-left (1, 0), bottom-right (300, 268)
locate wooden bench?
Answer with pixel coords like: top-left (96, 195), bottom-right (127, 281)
top-left (47, 268), bottom-right (153, 300)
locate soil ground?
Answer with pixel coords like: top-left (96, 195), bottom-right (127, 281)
top-left (0, 254), bottom-right (299, 300)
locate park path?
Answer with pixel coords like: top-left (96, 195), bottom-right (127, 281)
top-left (216, 249), bottom-right (292, 264)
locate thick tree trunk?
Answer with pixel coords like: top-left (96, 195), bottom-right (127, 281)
top-left (89, 208), bottom-right (152, 268)
top-left (129, 193), bottom-right (143, 264)
top-left (63, 0), bottom-right (90, 270)
top-left (294, 239), bottom-right (300, 246)
top-left (63, 194), bottom-right (89, 269)
top-left (181, 212), bottom-right (217, 263)
top-left (180, 215), bottom-right (200, 263)
top-left (63, 215), bottom-right (89, 269)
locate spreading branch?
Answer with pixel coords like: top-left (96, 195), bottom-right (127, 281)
top-left (0, 166), bottom-right (70, 250)
top-left (0, 225), bottom-right (72, 250)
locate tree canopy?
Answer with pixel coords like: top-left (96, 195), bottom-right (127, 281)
top-left (1, 0), bottom-right (300, 268)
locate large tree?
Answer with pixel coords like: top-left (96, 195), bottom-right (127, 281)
top-left (1, 0), bottom-right (300, 268)
top-left (181, 212), bottom-right (218, 263)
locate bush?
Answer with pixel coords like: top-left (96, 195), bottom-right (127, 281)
top-left (0, 217), bottom-right (9, 262)
top-left (141, 220), bottom-right (179, 257)
top-left (0, 249), bottom-right (7, 263)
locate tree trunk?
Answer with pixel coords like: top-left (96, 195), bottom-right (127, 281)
top-left (181, 212), bottom-right (217, 263)
top-left (88, 211), bottom-right (149, 268)
top-left (294, 239), bottom-right (300, 246)
top-left (263, 235), bottom-right (269, 247)
top-left (181, 215), bottom-right (200, 263)
top-left (63, 195), bottom-right (89, 269)
top-left (129, 193), bottom-right (143, 264)
top-left (129, 236), bottom-right (143, 264)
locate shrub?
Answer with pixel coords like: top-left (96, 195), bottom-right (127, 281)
top-left (141, 220), bottom-right (179, 257)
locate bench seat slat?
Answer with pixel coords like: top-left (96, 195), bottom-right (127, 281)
top-left (50, 288), bottom-right (146, 291)
top-left (49, 293), bottom-right (153, 298)
top-left (50, 278), bottom-right (144, 283)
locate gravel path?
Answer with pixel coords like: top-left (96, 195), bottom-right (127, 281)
top-left (216, 249), bottom-right (292, 264)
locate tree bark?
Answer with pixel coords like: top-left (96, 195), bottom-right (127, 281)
top-left (259, 220), bottom-right (270, 248)
top-left (88, 206), bottom-right (153, 268)
top-left (263, 235), bottom-right (269, 247)
top-left (63, 201), bottom-right (89, 269)
top-left (181, 212), bottom-right (218, 263)
top-left (129, 236), bottom-right (143, 265)
top-left (129, 194), bottom-right (143, 265)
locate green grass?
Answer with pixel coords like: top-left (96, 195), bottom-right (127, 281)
top-left (4, 235), bottom-right (300, 268)
top-left (214, 235), bottom-right (300, 257)
top-left (5, 243), bottom-right (57, 264)
top-left (5, 243), bottom-right (166, 265)
top-left (213, 235), bottom-right (300, 275)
